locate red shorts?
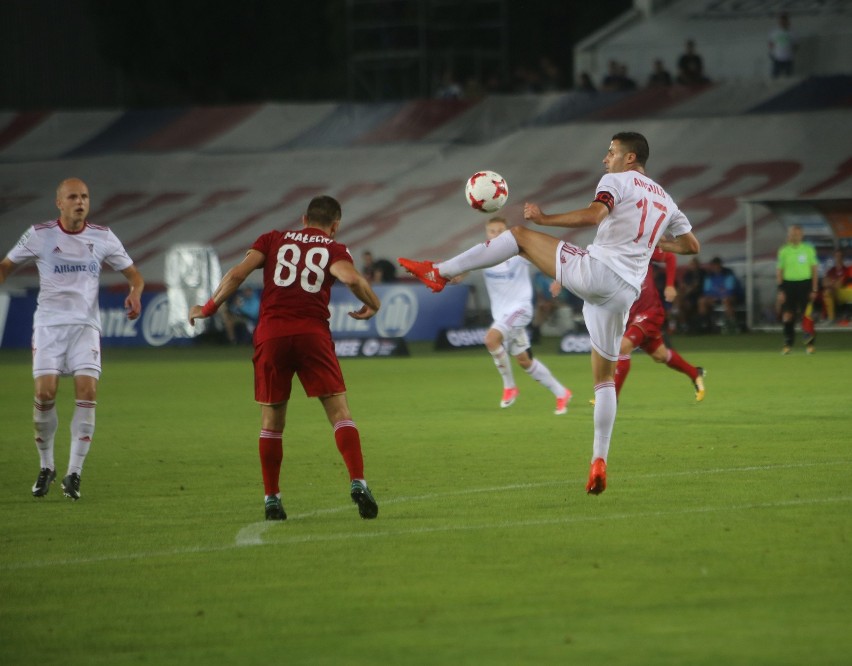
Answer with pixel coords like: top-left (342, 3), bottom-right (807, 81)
top-left (253, 333), bottom-right (346, 404)
top-left (624, 311), bottom-right (666, 355)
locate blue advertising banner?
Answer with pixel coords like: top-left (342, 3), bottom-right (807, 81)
top-left (0, 290), bottom-right (192, 348)
top-left (328, 283), bottom-right (468, 341)
top-left (0, 283), bottom-right (468, 348)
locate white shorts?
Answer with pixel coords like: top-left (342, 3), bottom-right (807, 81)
top-left (490, 311), bottom-right (532, 357)
top-left (32, 325), bottom-right (102, 379)
top-left (555, 242), bottom-right (638, 361)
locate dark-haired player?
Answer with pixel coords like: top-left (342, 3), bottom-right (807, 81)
top-left (190, 196), bottom-right (381, 521)
top-left (400, 132), bottom-right (699, 495)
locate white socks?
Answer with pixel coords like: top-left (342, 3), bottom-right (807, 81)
top-left (592, 382), bottom-right (617, 462)
top-left (437, 229), bottom-right (520, 277)
top-left (524, 358), bottom-right (567, 397)
top-left (68, 400), bottom-right (96, 475)
top-left (489, 346), bottom-right (515, 389)
top-left (33, 398), bottom-right (58, 470)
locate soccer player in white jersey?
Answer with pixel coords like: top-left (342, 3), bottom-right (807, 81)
top-left (400, 132), bottom-right (700, 494)
top-left (466, 217), bottom-right (572, 413)
top-left (0, 178), bottom-right (144, 500)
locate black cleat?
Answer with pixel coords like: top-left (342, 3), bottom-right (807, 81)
top-left (32, 468), bottom-right (56, 497)
top-left (264, 496), bottom-right (286, 521)
top-left (61, 473), bottom-right (81, 500)
top-left (350, 480), bottom-right (379, 519)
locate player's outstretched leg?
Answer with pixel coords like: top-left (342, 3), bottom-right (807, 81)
top-left (398, 258), bottom-right (448, 292)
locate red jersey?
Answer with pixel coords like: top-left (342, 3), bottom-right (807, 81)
top-left (628, 247), bottom-right (676, 324)
top-left (826, 263), bottom-right (852, 287)
top-left (251, 227), bottom-right (353, 343)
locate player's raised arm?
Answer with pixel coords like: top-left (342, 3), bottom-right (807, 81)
top-left (523, 201), bottom-right (608, 229)
top-left (189, 249), bottom-right (265, 325)
top-left (330, 260), bottom-right (381, 320)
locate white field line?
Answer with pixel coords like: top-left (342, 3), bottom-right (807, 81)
top-left (1, 458), bottom-right (849, 571)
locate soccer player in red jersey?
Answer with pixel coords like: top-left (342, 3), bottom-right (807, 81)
top-left (189, 196), bottom-right (382, 521)
top-left (615, 247), bottom-right (705, 401)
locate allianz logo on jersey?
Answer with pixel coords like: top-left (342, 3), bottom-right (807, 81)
top-left (328, 286), bottom-right (419, 338)
top-left (100, 293), bottom-right (190, 346)
top-left (54, 262), bottom-right (100, 275)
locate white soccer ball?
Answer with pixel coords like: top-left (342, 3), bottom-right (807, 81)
top-left (464, 170), bottom-right (509, 213)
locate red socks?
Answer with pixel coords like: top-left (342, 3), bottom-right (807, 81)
top-left (259, 422), bottom-right (365, 495)
top-left (614, 355), bottom-right (631, 398)
top-left (334, 420), bottom-right (364, 481)
top-left (665, 349), bottom-right (698, 380)
top-left (258, 429), bottom-right (283, 496)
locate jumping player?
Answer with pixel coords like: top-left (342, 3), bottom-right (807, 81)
top-left (400, 132), bottom-right (699, 495)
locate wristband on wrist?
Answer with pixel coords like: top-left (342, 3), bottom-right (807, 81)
top-left (201, 298), bottom-right (218, 317)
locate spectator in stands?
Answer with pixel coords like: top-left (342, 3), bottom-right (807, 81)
top-left (676, 39), bottom-right (709, 86)
top-left (601, 60), bottom-right (625, 91)
top-left (538, 56), bottom-right (564, 92)
top-left (435, 69), bottom-right (463, 99)
top-left (647, 59), bottom-right (673, 87)
top-left (601, 60), bottom-right (636, 92)
top-left (576, 71), bottom-right (597, 93)
top-left (370, 257), bottom-right (397, 283)
top-left (698, 257), bottom-right (741, 333)
top-left (768, 13), bottom-right (797, 78)
top-left (618, 64), bottom-right (637, 90)
top-left (822, 248), bottom-right (852, 323)
top-left (463, 75), bottom-right (486, 100)
top-left (532, 271), bottom-right (579, 340)
top-left (674, 256), bottom-right (705, 333)
top-left (223, 286), bottom-right (260, 344)
top-left (361, 250), bottom-right (375, 277)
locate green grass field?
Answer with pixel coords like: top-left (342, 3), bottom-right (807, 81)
top-left (1, 332), bottom-right (850, 665)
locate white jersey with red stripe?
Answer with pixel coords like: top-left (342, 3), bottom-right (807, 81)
top-left (5, 220), bottom-right (134, 330)
top-left (483, 255), bottom-right (534, 323)
top-left (587, 170), bottom-right (692, 292)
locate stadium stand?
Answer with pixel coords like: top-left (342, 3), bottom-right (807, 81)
top-left (1, 0), bottom-right (850, 334)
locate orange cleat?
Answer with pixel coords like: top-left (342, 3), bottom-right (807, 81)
top-left (398, 258), bottom-right (448, 293)
top-left (554, 389), bottom-right (572, 415)
top-left (585, 458), bottom-right (607, 495)
top-left (500, 387), bottom-right (519, 408)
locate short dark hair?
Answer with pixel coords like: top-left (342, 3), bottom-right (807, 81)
top-left (305, 195), bottom-right (342, 226)
top-left (612, 131), bottom-right (650, 166)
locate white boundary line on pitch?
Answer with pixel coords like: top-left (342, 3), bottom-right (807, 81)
top-left (3, 460), bottom-right (849, 571)
top-left (237, 458), bottom-right (852, 545)
top-left (3, 495), bottom-right (850, 571)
